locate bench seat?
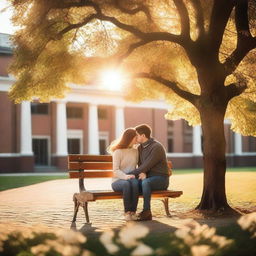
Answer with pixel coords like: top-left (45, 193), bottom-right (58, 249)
top-left (75, 190), bottom-right (183, 200)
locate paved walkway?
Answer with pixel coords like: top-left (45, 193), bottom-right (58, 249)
top-left (0, 177), bottom-right (238, 235)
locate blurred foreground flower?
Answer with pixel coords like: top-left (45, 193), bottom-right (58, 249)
top-left (131, 242), bottom-right (153, 256)
top-left (118, 222), bottom-right (149, 248)
top-left (174, 220), bottom-right (233, 256)
top-left (238, 212), bottom-right (256, 237)
top-left (100, 230), bottom-right (119, 254)
top-left (191, 245), bottom-right (214, 256)
top-left (0, 223), bottom-right (89, 256)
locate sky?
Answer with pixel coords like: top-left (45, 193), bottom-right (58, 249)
top-left (0, 0), bottom-right (15, 34)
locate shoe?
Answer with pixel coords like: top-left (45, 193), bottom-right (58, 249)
top-left (124, 212), bottom-right (133, 221)
top-left (138, 210), bottom-right (152, 221)
top-left (130, 212), bottom-right (139, 221)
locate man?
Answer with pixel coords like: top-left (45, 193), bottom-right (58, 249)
top-left (129, 124), bottom-right (170, 221)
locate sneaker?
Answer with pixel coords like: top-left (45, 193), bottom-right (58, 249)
top-left (124, 212), bottom-right (133, 221)
top-left (130, 212), bottom-right (139, 221)
top-left (138, 210), bottom-right (152, 221)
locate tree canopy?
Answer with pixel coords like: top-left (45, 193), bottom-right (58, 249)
top-left (8, 0), bottom-right (256, 136)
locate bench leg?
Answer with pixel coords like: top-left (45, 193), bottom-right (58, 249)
top-left (161, 198), bottom-right (171, 217)
top-left (72, 197), bottom-right (79, 223)
top-left (83, 202), bottom-right (90, 223)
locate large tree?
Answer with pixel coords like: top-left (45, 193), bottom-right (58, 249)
top-left (8, 0), bottom-right (256, 214)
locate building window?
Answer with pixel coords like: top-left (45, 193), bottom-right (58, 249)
top-left (31, 103), bottom-right (49, 114)
top-left (98, 107), bottom-right (108, 120)
top-left (167, 120), bottom-right (174, 152)
top-left (99, 139), bottom-right (107, 155)
top-left (243, 136), bottom-right (256, 152)
top-left (67, 107), bottom-right (83, 119)
top-left (183, 120), bottom-right (193, 152)
top-left (99, 131), bottom-right (109, 155)
top-left (32, 138), bottom-right (49, 165)
top-left (248, 137), bottom-right (256, 152)
top-left (68, 139), bottom-right (81, 154)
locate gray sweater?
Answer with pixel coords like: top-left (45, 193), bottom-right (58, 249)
top-left (129, 138), bottom-right (169, 177)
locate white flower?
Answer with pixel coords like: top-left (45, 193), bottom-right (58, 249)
top-left (31, 244), bottom-right (51, 254)
top-left (45, 239), bottom-right (63, 253)
top-left (118, 222), bottom-right (149, 248)
top-left (81, 249), bottom-right (95, 256)
top-left (211, 235), bottom-right (233, 248)
top-left (131, 242), bottom-right (153, 256)
top-left (175, 228), bottom-right (190, 239)
top-left (100, 230), bottom-right (119, 254)
top-left (191, 245), bottom-right (214, 256)
top-left (61, 244), bottom-right (80, 256)
top-left (238, 212), bottom-right (256, 236)
top-left (56, 229), bottom-right (87, 244)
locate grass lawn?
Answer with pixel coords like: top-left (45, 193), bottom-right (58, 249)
top-left (169, 168), bottom-right (256, 212)
top-left (0, 175), bottom-right (67, 191)
top-left (174, 166), bottom-right (256, 174)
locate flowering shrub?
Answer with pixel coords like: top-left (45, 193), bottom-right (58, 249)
top-left (0, 224), bottom-right (92, 256)
top-left (173, 219), bottom-right (233, 256)
top-left (237, 212), bottom-right (256, 238)
top-left (1, 213), bottom-right (256, 256)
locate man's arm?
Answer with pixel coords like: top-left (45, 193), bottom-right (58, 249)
top-left (128, 145), bottom-right (165, 175)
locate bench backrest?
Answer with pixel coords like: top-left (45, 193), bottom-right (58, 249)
top-left (68, 154), bottom-right (172, 179)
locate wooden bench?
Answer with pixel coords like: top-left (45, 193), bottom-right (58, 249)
top-left (68, 154), bottom-right (183, 224)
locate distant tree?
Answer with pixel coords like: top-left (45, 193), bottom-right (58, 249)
top-left (8, 0), bottom-right (256, 214)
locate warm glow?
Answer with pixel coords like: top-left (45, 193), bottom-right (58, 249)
top-left (100, 69), bottom-right (125, 91)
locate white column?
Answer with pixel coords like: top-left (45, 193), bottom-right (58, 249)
top-left (115, 106), bottom-right (125, 138)
top-left (234, 132), bottom-right (242, 155)
top-left (193, 125), bottom-right (202, 155)
top-left (56, 101), bottom-right (68, 156)
top-left (88, 103), bottom-right (99, 154)
top-left (20, 101), bottom-right (33, 155)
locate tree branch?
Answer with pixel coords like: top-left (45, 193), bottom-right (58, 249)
top-left (113, 0), bottom-right (152, 21)
top-left (190, 0), bottom-right (205, 39)
top-left (52, 0), bottom-right (101, 13)
top-left (116, 40), bottom-right (151, 64)
top-left (134, 72), bottom-right (199, 104)
top-left (223, 0), bottom-right (256, 75)
top-left (96, 13), bottom-right (184, 45)
top-left (54, 1), bottom-right (186, 49)
top-left (56, 14), bottom-right (98, 39)
top-left (173, 0), bottom-right (190, 39)
top-left (225, 82), bottom-right (247, 101)
top-left (208, 0), bottom-right (235, 56)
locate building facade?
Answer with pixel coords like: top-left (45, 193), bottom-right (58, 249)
top-left (0, 33), bottom-right (256, 173)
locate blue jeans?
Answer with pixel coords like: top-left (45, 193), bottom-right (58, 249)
top-left (139, 176), bottom-right (169, 211)
top-left (112, 178), bottom-right (139, 212)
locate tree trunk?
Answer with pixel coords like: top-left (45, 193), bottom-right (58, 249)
top-left (196, 104), bottom-right (231, 212)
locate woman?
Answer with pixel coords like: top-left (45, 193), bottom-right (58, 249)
top-left (107, 128), bottom-right (139, 221)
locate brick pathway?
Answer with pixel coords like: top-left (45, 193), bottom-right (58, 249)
top-left (0, 177), bottom-right (237, 235)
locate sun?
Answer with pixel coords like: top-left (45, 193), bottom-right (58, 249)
top-left (100, 69), bottom-right (125, 91)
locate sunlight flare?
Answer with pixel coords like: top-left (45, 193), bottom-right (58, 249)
top-left (100, 69), bottom-right (126, 91)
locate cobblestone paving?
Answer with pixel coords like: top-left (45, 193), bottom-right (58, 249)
top-left (0, 177), bottom-right (238, 235)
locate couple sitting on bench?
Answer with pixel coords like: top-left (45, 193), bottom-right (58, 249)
top-left (108, 124), bottom-right (170, 221)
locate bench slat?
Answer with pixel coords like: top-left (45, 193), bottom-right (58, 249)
top-left (68, 155), bottom-right (112, 162)
top-left (69, 171), bottom-right (114, 178)
top-left (75, 190), bottom-right (183, 200)
top-left (69, 162), bottom-right (113, 171)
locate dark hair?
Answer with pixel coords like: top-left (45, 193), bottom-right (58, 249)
top-left (107, 128), bottom-right (136, 153)
top-left (135, 124), bottom-right (152, 139)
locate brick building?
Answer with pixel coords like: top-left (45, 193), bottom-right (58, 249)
top-left (0, 33), bottom-right (255, 173)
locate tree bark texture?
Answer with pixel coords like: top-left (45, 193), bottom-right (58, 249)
top-left (196, 104), bottom-right (231, 211)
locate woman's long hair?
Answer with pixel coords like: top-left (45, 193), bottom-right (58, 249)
top-left (107, 128), bottom-right (136, 153)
